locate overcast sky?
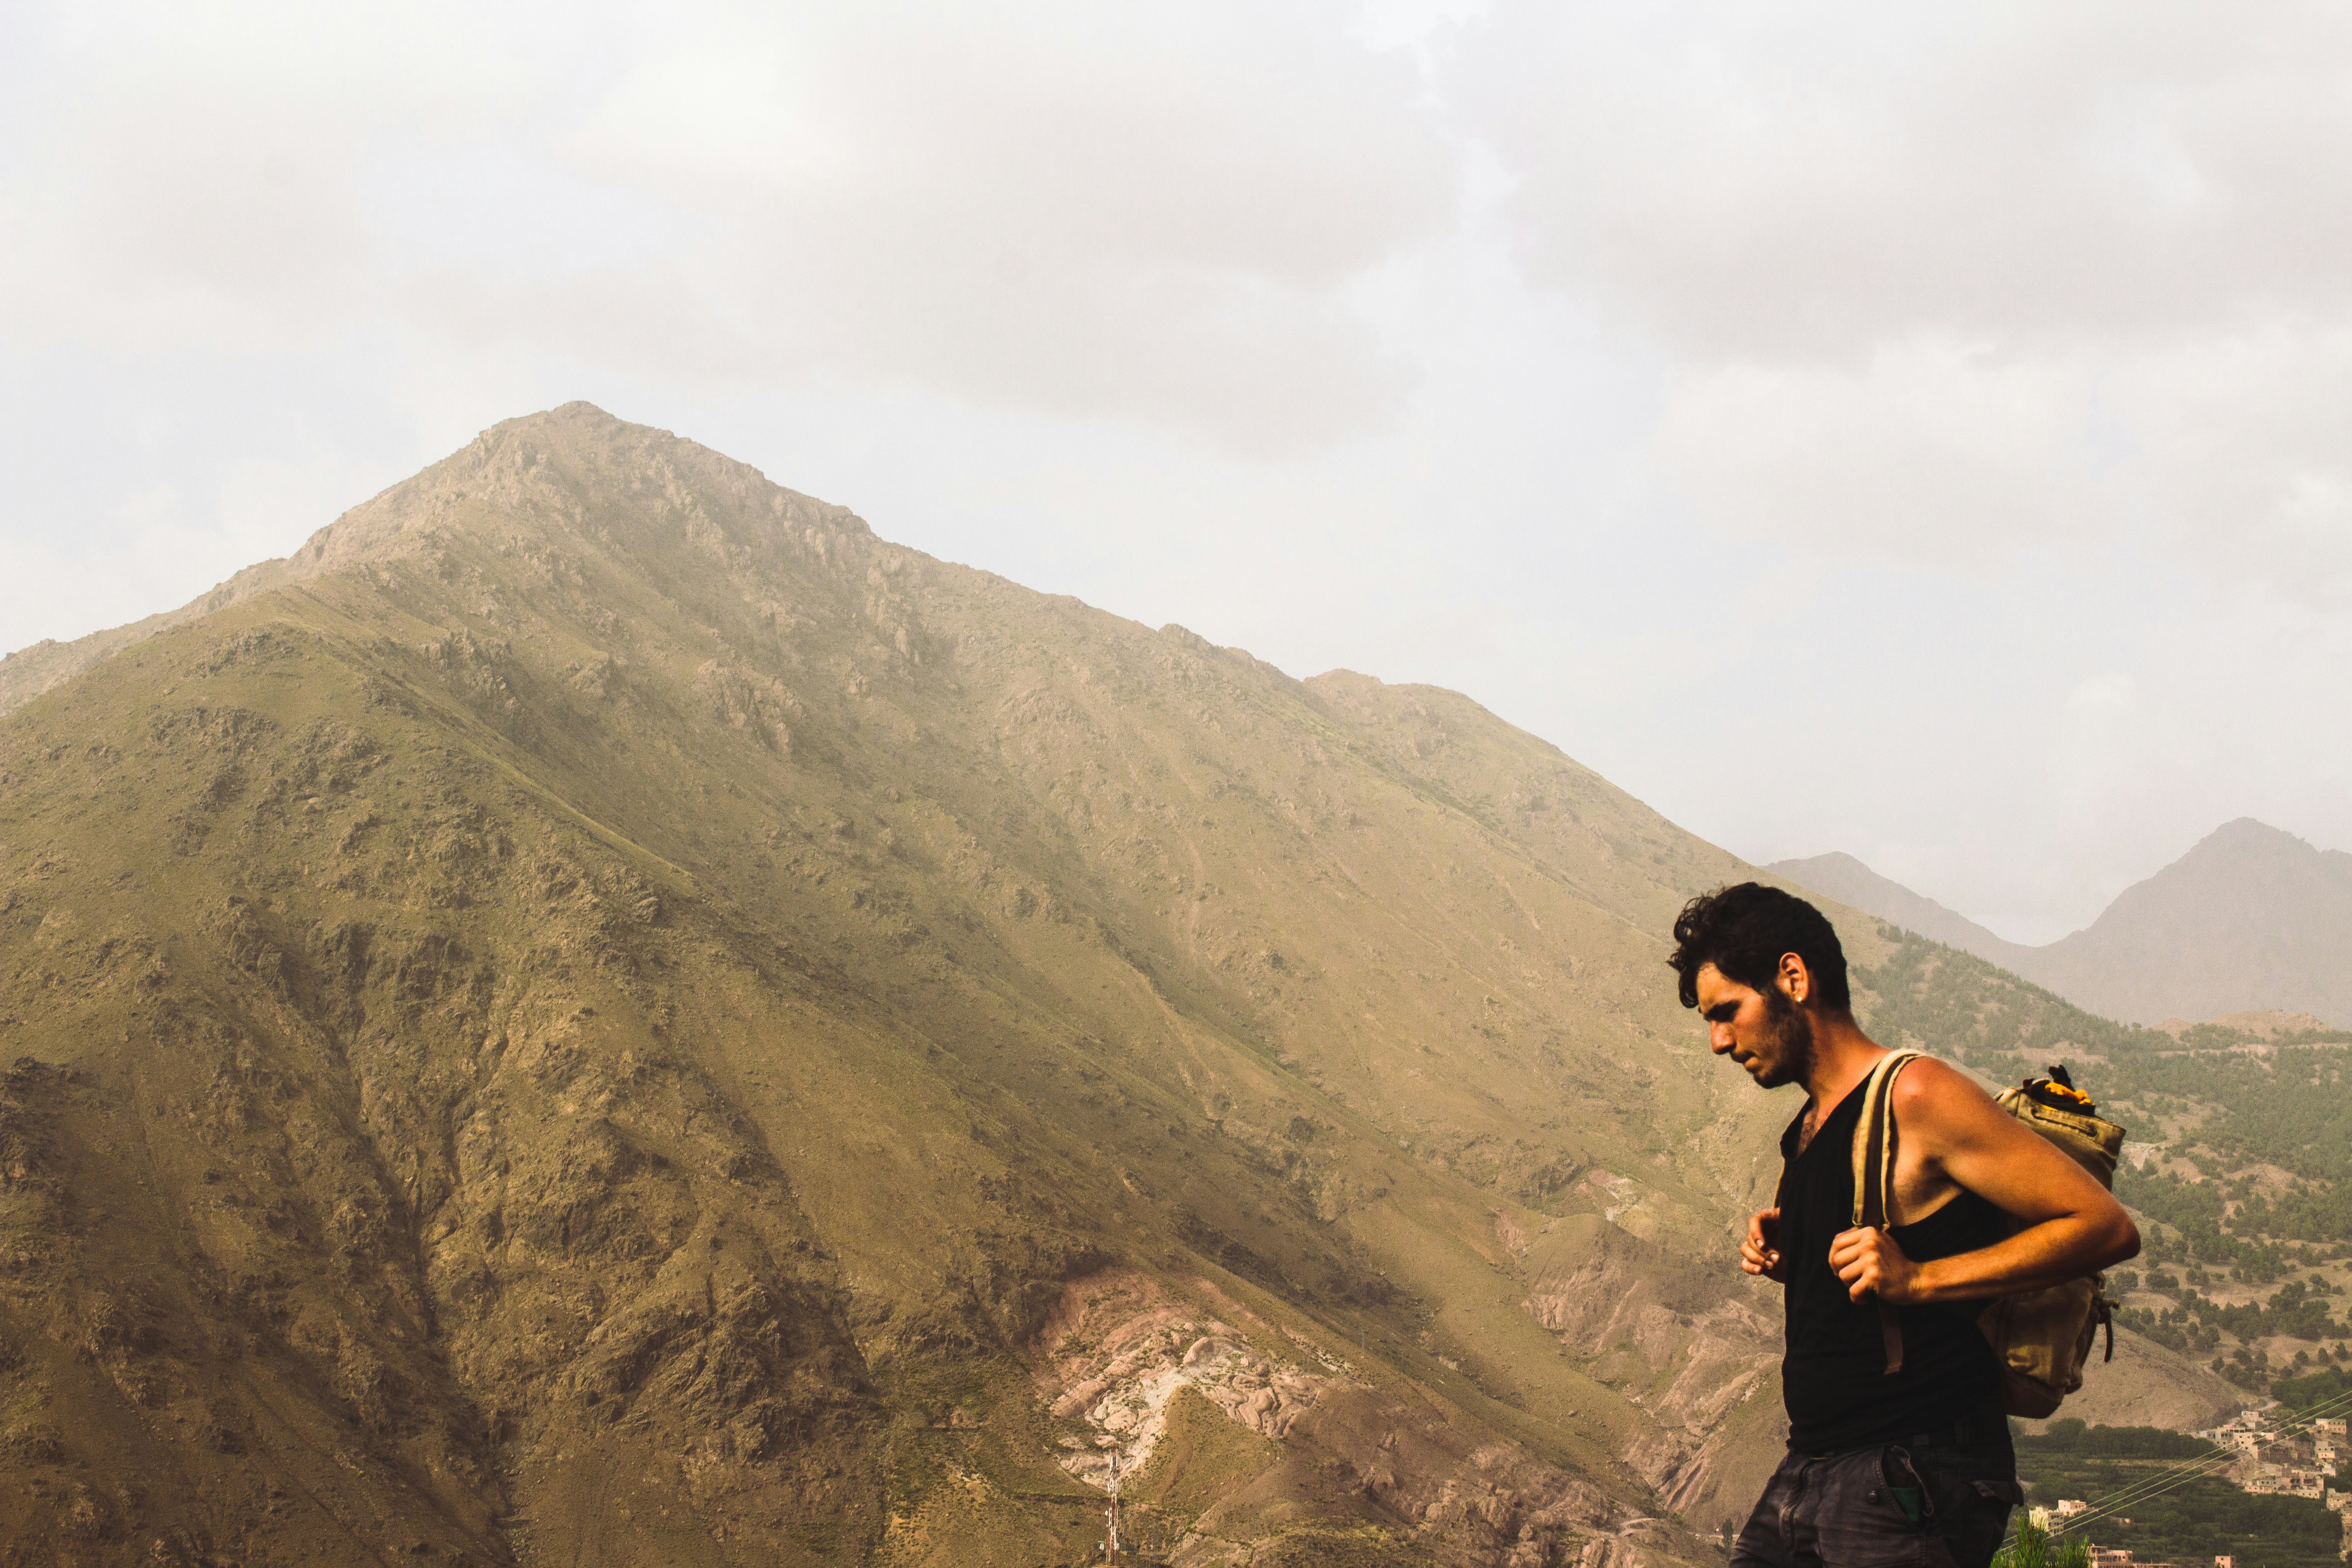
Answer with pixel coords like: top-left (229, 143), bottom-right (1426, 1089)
top-left (4, 1), bottom-right (2348, 944)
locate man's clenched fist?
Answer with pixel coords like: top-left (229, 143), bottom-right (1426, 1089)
top-left (1829, 1225), bottom-right (1923, 1304)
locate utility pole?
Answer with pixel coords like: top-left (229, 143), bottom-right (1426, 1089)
top-left (1103, 1446), bottom-right (1122, 1563)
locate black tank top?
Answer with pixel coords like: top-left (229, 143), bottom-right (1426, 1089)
top-left (1778, 1075), bottom-right (2009, 1452)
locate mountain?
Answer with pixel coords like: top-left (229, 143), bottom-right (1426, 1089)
top-left (1772, 821), bottom-right (2352, 1029)
top-left (0, 405), bottom-right (2230, 1568)
top-left (0, 527), bottom-right (372, 716)
top-left (1763, 853), bottom-right (2034, 973)
top-left (2031, 819), bottom-right (2352, 1029)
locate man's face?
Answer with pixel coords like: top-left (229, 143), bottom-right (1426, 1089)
top-left (1695, 962), bottom-right (1813, 1090)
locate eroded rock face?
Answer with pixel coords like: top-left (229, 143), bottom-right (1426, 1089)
top-left (1034, 1269), bottom-right (1640, 1568)
top-left (1520, 1215), bottom-right (1783, 1521)
top-left (1036, 1268), bottom-right (1330, 1488)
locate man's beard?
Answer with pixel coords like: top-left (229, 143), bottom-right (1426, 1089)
top-left (1750, 989), bottom-right (1816, 1090)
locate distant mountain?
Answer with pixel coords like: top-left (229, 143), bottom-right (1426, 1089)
top-left (1774, 819), bottom-right (2352, 1029)
top-left (2031, 818), bottom-right (2352, 1028)
top-left (1765, 852), bottom-right (2036, 972)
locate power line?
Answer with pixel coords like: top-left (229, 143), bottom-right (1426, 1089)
top-left (2048, 1385), bottom-right (2352, 1539)
top-left (2040, 1387), bottom-right (2352, 1542)
top-left (2002, 1386), bottom-right (2352, 1553)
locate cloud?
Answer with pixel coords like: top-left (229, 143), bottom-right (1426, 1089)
top-left (2, 0), bottom-right (2347, 945)
top-left (1649, 326), bottom-right (2352, 601)
top-left (0, 0), bottom-right (1457, 451)
top-left (1653, 334), bottom-right (2105, 569)
top-left (1460, 3), bottom-right (2352, 352)
top-left (1451, 1), bottom-right (2352, 600)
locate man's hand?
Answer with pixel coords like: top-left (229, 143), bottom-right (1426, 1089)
top-left (1741, 1207), bottom-right (1786, 1281)
top-left (1830, 1225), bottom-right (1921, 1305)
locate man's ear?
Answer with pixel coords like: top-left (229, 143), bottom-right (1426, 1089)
top-left (1778, 951), bottom-right (1810, 1007)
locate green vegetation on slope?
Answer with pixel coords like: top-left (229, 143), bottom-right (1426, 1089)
top-left (2270, 1366), bottom-right (2352, 1415)
top-left (1857, 929), bottom-right (2352, 1396)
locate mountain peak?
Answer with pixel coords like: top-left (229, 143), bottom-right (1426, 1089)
top-left (2192, 816), bottom-right (2310, 855)
top-left (0, 405), bottom-right (870, 716)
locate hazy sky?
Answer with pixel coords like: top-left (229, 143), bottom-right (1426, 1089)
top-left (5, 1), bottom-right (2348, 944)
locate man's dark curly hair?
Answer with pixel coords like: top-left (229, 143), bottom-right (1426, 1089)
top-left (1667, 882), bottom-right (1851, 1013)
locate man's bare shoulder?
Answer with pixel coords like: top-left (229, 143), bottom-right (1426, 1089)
top-left (1888, 1056), bottom-right (2009, 1136)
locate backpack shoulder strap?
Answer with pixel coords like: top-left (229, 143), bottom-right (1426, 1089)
top-left (1850, 1050), bottom-right (1923, 1375)
top-left (1851, 1050), bottom-right (1923, 1229)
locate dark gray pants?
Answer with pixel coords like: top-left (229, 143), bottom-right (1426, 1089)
top-left (1730, 1442), bottom-right (2023, 1568)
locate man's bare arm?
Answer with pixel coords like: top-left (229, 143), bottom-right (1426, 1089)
top-left (1829, 1059), bottom-right (2139, 1307)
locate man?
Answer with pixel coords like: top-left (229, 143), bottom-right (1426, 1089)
top-left (1669, 883), bottom-right (2138, 1568)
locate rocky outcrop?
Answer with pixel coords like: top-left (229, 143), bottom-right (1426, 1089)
top-left (1520, 1215), bottom-right (1781, 1516)
top-left (1034, 1270), bottom-right (1663, 1568)
top-left (1036, 1269), bottom-right (1330, 1489)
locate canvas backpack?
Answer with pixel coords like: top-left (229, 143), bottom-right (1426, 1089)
top-left (1847, 1051), bottom-right (2126, 1418)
